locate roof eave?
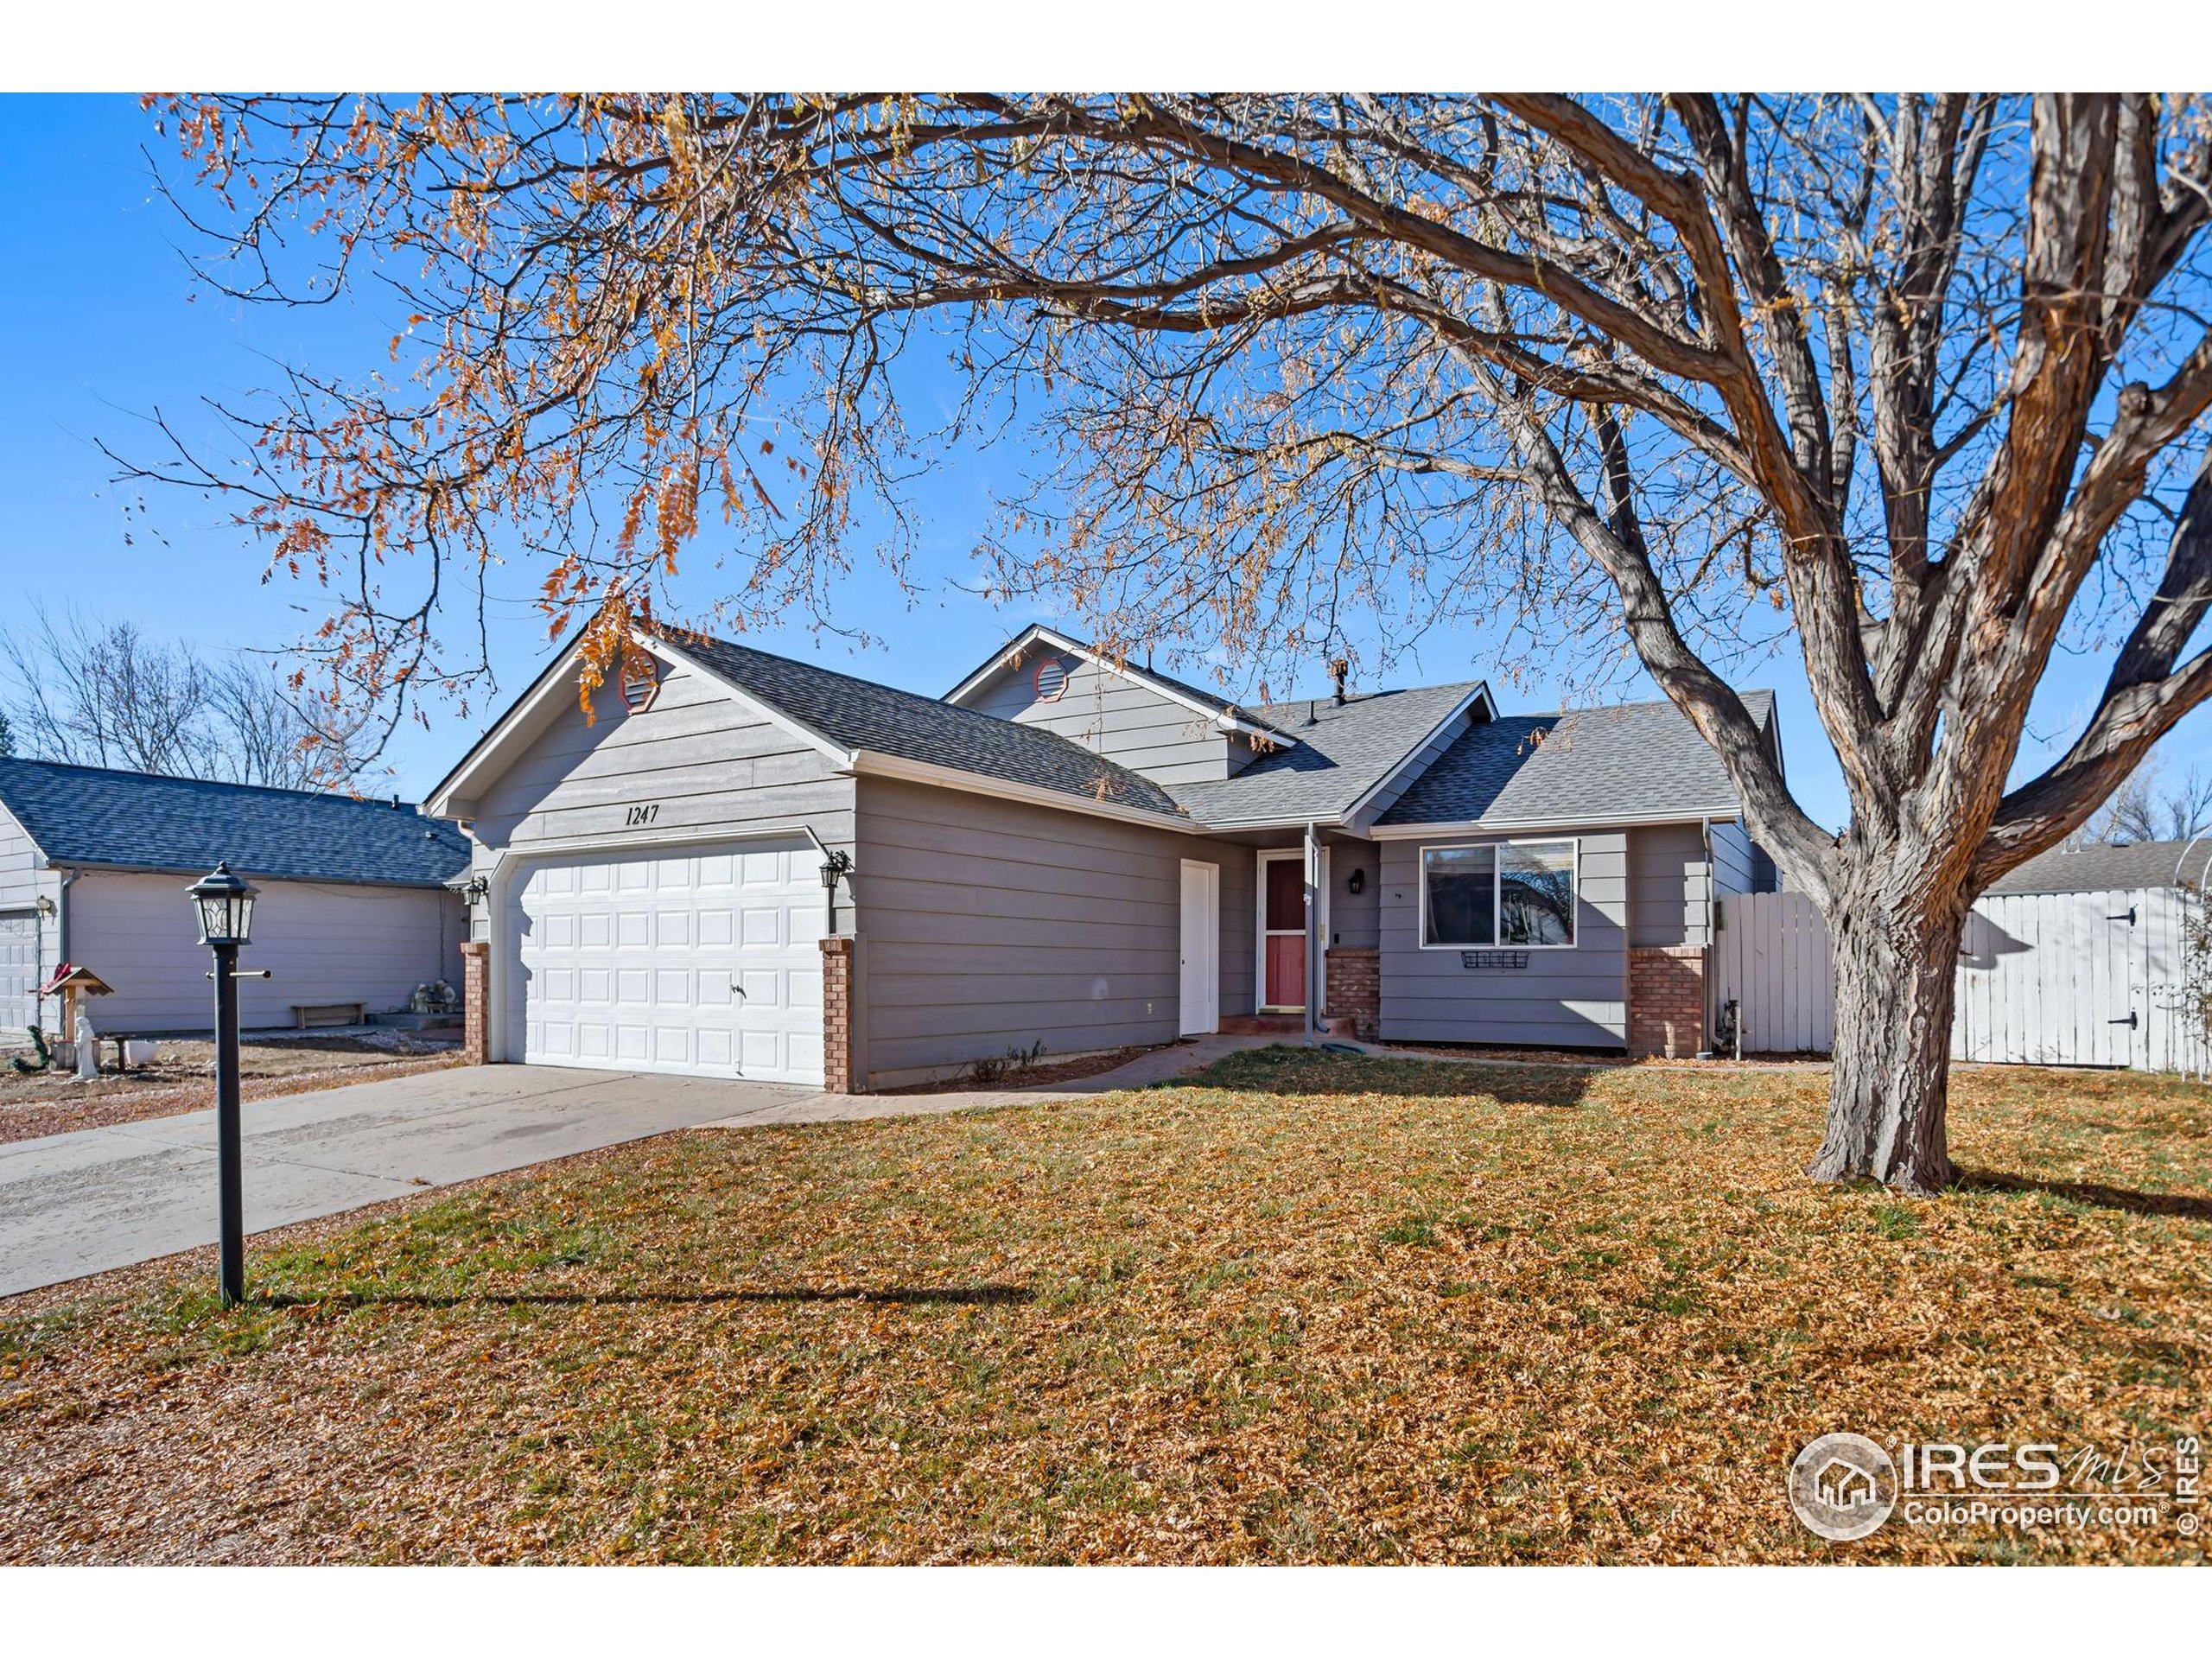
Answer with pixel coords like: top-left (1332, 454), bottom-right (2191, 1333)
top-left (849, 750), bottom-right (1206, 836)
top-left (36, 855), bottom-right (463, 888)
top-left (1369, 803), bottom-right (1745, 838)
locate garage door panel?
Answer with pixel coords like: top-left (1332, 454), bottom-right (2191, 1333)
top-left (511, 837), bottom-right (823, 1084)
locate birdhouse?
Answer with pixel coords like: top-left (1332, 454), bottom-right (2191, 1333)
top-left (36, 963), bottom-right (113, 1053)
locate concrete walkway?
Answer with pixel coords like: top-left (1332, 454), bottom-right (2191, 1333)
top-left (0, 1037), bottom-right (1276, 1299)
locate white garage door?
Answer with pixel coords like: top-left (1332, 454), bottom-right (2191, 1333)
top-left (0, 914), bottom-right (39, 1041)
top-left (509, 838), bottom-right (824, 1084)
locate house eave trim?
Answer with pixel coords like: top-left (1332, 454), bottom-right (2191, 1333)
top-left (848, 751), bottom-right (1208, 836)
top-left (1369, 805), bottom-right (1743, 838)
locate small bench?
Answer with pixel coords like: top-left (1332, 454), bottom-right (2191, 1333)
top-left (291, 1002), bottom-right (366, 1030)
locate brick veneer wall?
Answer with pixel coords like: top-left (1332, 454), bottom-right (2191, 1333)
top-left (1628, 945), bottom-right (1706, 1058)
top-left (820, 935), bottom-right (855, 1093)
top-left (1325, 947), bottom-right (1381, 1040)
top-left (460, 939), bottom-right (490, 1065)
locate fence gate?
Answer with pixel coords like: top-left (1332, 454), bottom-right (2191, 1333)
top-left (1711, 887), bottom-right (2207, 1072)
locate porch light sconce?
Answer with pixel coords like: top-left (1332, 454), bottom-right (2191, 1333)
top-left (461, 874), bottom-right (490, 906)
top-left (820, 849), bottom-right (854, 934)
top-left (1347, 868), bottom-right (1366, 896)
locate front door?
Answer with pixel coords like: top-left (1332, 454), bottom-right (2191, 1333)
top-left (1179, 860), bottom-right (1219, 1034)
top-left (1261, 852), bottom-right (1307, 1011)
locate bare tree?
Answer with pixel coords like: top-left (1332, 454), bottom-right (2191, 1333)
top-left (131, 94), bottom-right (2212, 1192)
top-left (2080, 752), bottom-right (2212, 843)
top-left (0, 607), bottom-right (364, 789)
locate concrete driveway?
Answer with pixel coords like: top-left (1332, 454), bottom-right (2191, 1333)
top-left (0, 1065), bottom-right (809, 1298)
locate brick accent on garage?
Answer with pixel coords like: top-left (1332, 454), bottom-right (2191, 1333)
top-left (461, 939), bottom-right (491, 1065)
top-left (1325, 947), bottom-right (1380, 1040)
top-left (820, 935), bottom-right (856, 1093)
top-left (1628, 944), bottom-right (1706, 1058)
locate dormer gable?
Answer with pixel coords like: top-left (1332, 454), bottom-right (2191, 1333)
top-left (944, 625), bottom-right (1288, 786)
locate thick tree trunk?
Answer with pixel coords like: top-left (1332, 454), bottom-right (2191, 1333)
top-left (1807, 861), bottom-right (1971, 1196)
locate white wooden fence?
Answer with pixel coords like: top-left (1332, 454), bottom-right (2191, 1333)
top-left (1711, 887), bottom-right (2209, 1072)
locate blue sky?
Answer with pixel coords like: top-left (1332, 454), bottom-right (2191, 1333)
top-left (0, 92), bottom-right (2202, 830)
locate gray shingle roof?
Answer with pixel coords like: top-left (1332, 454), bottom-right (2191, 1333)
top-left (1166, 682), bottom-right (1486, 825)
top-left (1985, 837), bottom-right (2212, 894)
top-left (1376, 692), bottom-right (1775, 826)
top-left (0, 758), bottom-right (470, 887)
top-left (669, 634), bottom-right (1189, 819)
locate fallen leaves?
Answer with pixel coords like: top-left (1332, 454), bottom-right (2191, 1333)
top-left (0, 1048), bottom-right (2205, 1563)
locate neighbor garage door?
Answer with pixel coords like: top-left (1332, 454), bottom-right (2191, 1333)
top-left (508, 838), bottom-right (824, 1084)
top-left (0, 913), bottom-right (39, 1041)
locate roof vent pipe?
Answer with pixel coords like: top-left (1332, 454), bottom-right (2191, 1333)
top-left (1329, 659), bottom-right (1349, 705)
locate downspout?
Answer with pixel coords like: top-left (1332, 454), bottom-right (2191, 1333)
top-left (1305, 822), bottom-right (1323, 1046)
top-left (48, 868), bottom-right (80, 1034)
top-left (1699, 819), bottom-right (1717, 1059)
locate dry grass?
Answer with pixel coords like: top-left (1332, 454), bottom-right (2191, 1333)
top-left (1, 1049), bottom-right (2204, 1564)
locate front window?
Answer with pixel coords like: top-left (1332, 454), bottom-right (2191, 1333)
top-left (1422, 846), bottom-right (1496, 946)
top-left (1421, 841), bottom-right (1577, 948)
top-left (1499, 842), bottom-right (1575, 945)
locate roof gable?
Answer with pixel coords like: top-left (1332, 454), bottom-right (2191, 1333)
top-left (665, 634), bottom-right (1189, 820)
top-left (944, 624), bottom-right (1290, 744)
top-left (1376, 692), bottom-right (1775, 828)
top-left (0, 757), bottom-right (470, 887)
top-left (1166, 680), bottom-right (1491, 827)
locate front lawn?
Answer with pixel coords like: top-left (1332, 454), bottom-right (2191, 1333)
top-left (2, 1049), bottom-right (2204, 1563)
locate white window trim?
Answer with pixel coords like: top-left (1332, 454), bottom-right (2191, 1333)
top-left (1416, 836), bottom-right (1580, 950)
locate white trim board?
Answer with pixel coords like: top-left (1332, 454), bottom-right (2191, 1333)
top-left (1369, 810), bottom-right (1735, 839)
top-left (847, 750), bottom-right (1210, 836)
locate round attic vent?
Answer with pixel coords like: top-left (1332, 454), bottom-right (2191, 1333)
top-left (622, 659), bottom-right (660, 713)
top-left (1033, 657), bottom-right (1070, 701)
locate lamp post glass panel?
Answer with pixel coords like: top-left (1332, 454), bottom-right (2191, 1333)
top-left (188, 862), bottom-right (257, 1307)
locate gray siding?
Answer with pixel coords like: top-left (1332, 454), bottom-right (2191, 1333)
top-left (462, 658), bottom-right (857, 940)
top-left (1378, 831), bottom-right (1629, 1047)
top-left (968, 653), bottom-right (1235, 785)
top-left (1329, 838), bottom-right (1381, 950)
top-left (1628, 822), bottom-right (1707, 948)
top-left (66, 871), bottom-right (464, 1034)
top-left (855, 777), bottom-right (1252, 1085)
top-left (1710, 819), bottom-right (1755, 896)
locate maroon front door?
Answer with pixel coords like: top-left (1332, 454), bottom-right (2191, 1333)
top-left (1262, 855), bottom-right (1307, 1009)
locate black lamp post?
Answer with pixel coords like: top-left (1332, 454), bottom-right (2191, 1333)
top-left (189, 862), bottom-right (258, 1308)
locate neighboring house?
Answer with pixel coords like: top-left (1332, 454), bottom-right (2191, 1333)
top-left (0, 759), bottom-right (470, 1039)
top-left (429, 621), bottom-right (1781, 1090)
top-left (1981, 836), bottom-right (2212, 896)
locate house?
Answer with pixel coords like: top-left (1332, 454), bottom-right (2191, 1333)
top-left (429, 623), bottom-right (1782, 1090)
top-left (0, 759), bottom-right (470, 1040)
top-left (1980, 836), bottom-right (2212, 896)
